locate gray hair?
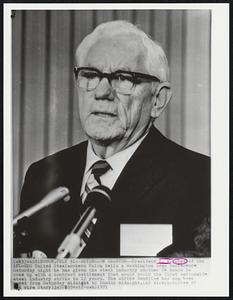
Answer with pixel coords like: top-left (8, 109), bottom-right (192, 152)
top-left (75, 20), bottom-right (169, 82)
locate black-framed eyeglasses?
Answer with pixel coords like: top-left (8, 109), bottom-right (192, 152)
top-left (74, 67), bottom-right (161, 95)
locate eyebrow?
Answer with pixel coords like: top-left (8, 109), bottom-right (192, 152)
top-left (85, 64), bottom-right (133, 73)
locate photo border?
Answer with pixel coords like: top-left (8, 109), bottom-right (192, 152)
top-left (3, 2), bottom-right (230, 297)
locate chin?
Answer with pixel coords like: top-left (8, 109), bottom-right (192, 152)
top-left (85, 124), bottom-right (125, 145)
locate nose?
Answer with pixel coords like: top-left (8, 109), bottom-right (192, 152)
top-left (94, 77), bottom-right (114, 101)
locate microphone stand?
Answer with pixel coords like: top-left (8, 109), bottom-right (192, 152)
top-left (56, 207), bottom-right (96, 258)
top-left (56, 185), bottom-right (111, 259)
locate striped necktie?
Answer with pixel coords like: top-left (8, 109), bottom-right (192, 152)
top-left (79, 160), bottom-right (111, 255)
top-left (84, 160), bottom-right (111, 196)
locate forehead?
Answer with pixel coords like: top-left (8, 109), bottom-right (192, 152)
top-left (83, 34), bottom-right (147, 72)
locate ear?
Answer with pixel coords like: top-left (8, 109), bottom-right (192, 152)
top-left (151, 82), bottom-right (172, 119)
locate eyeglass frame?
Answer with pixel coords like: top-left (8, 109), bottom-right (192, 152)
top-left (73, 66), bottom-right (162, 93)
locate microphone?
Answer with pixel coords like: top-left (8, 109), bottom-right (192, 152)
top-left (56, 185), bottom-right (111, 258)
top-left (13, 187), bottom-right (70, 226)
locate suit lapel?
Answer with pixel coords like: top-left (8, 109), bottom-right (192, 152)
top-left (62, 141), bottom-right (88, 216)
top-left (111, 127), bottom-right (169, 214)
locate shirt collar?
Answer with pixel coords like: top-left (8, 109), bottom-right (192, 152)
top-left (84, 132), bottom-right (149, 175)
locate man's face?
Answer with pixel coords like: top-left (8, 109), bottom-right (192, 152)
top-left (77, 34), bottom-right (156, 148)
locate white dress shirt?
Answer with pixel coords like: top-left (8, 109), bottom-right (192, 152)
top-left (80, 133), bottom-right (148, 199)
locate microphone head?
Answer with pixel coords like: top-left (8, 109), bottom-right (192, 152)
top-left (84, 185), bottom-right (111, 212)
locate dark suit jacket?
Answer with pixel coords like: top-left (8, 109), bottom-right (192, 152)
top-left (14, 127), bottom-right (210, 258)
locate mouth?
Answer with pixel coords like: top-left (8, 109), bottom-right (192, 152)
top-left (92, 111), bottom-right (117, 118)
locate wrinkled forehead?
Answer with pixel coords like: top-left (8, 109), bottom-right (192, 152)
top-left (80, 34), bottom-right (148, 72)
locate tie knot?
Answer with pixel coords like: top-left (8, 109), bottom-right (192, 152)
top-left (91, 160), bottom-right (110, 180)
top-left (83, 160), bottom-right (110, 201)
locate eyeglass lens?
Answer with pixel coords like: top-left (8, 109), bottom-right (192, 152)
top-left (77, 69), bottom-right (134, 94)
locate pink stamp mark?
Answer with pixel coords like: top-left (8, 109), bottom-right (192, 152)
top-left (157, 257), bottom-right (188, 265)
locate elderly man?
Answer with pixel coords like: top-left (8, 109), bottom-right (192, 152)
top-left (14, 21), bottom-right (210, 258)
